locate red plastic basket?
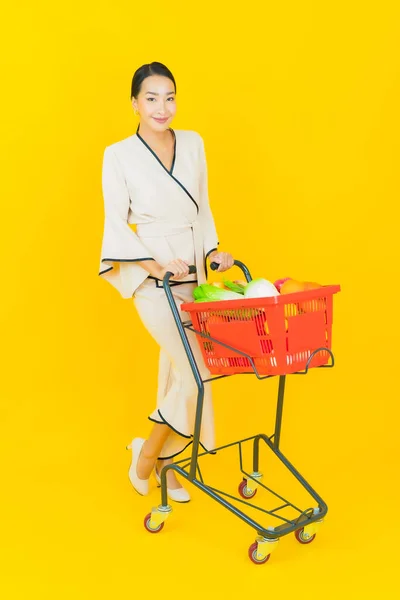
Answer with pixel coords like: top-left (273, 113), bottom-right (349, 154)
top-left (181, 285), bottom-right (341, 376)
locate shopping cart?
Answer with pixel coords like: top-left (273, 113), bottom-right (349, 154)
top-left (143, 259), bottom-right (341, 565)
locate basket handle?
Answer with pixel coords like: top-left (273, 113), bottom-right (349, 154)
top-left (210, 260), bottom-right (252, 282)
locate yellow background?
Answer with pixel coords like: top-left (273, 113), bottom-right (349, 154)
top-left (1, 1), bottom-right (399, 597)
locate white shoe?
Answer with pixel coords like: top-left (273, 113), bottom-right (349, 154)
top-left (154, 466), bottom-right (191, 503)
top-left (126, 438), bottom-right (149, 496)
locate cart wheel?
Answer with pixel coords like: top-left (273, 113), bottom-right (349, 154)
top-left (144, 512), bottom-right (164, 534)
top-left (248, 542), bottom-right (270, 565)
top-left (295, 527), bottom-right (316, 544)
top-left (238, 479), bottom-right (257, 499)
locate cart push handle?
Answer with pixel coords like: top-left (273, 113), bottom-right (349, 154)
top-left (163, 259), bottom-right (253, 287)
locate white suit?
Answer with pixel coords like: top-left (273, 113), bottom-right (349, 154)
top-left (98, 127), bottom-right (220, 458)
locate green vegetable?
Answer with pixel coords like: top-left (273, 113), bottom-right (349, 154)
top-left (222, 280), bottom-right (246, 294)
top-left (193, 284), bottom-right (243, 303)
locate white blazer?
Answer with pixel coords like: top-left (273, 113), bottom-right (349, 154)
top-left (98, 127), bottom-right (220, 298)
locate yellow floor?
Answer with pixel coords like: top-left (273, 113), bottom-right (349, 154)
top-left (1, 390), bottom-right (397, 599)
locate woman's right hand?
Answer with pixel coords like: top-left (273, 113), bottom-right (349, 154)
top-left (158, 259), bottom-right (190, 281)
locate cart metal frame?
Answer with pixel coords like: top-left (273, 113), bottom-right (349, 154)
top-left (144, 260), bottom-right (335, 563)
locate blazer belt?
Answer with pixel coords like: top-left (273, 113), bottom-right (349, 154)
top-left (147, 276), bottom-right (198, 288)
top-left (137, 221), bottom-right (201, 288)
top-left (136, 221), bottom-right (199, 237)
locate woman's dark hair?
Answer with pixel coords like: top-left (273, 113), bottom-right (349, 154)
top-left (131, 62), bottom-right (176, 99)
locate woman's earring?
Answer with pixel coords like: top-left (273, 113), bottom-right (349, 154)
top-left (134, 108), bottom-right (139, 116)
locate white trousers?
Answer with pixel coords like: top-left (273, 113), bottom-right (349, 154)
top-left (133, 278), bottom-right (215, 460)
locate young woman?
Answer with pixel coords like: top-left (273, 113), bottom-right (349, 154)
top-left (98, 62), bottom-right (234, 502)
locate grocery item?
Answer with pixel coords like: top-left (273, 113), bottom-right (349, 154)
top-left (273, 277), bottom-right (292, 292)
top-left (280, 279), bottom-right (323, 294)
top-left (193, 284), bottom-right (243, 303)
top-left (243, 278), bottom-right (279, 298)
top-left (223, 280), bottom-right (246, 294)
top-left (211, 282), bottom-right (229, 289)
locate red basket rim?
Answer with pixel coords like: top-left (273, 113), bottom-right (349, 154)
top-left (180, 284), bottom-right (341, 312)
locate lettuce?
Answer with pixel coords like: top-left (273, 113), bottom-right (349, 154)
top-left (193, 284), bottom-right (243, 302)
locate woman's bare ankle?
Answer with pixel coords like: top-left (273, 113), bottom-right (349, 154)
top-left (141, 440), bottom-right (157, 460)
top-left (136, 441), bottom-right (157, 479)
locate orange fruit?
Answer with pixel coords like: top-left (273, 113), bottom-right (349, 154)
top-left (280, 279), bottom-right (306, 294)
top-left (280, 279), bottom-right (323, 294)
top-left (302, 281), bottom-right (323, 290)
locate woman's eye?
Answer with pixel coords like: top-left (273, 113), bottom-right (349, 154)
top-left (146, 97), bottom-right (174, 102)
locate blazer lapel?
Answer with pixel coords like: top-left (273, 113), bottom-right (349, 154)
top-left (136, 125), bottom-right (199, 215)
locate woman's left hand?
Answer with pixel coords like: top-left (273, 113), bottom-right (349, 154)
top-left (209, 251), bottom-right (235, 273)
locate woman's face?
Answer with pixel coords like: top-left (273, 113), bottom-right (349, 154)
top-left (132, 75), bottom-right (177, 131)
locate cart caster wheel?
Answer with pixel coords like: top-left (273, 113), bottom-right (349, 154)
top-left (238, 479), bottom-right (258, 499)
top-left (295, 527), bottom-right (316, 544)
top-left (248, 542), bottom-right (270, 565)
top-left (144, 512), bottom-right (164, 534)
